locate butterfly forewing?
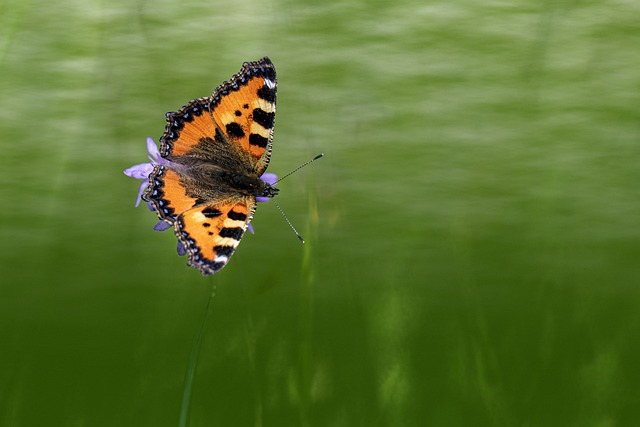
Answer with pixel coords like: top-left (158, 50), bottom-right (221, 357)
top-left (208, 58), bottom-right (277, 175)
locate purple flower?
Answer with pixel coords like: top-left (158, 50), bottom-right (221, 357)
top-left (176, 239), bottom-right (187, 256)
top-left (123, 137), bottom-right (162, 207)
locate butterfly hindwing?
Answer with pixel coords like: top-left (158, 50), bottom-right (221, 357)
top-left (175, 198), bottom-right (256, 276)
top-left (145, 166), bottom-right (199, 220)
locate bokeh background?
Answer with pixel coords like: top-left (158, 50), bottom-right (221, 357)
top-left (1, 0), bottom-right (639, 425)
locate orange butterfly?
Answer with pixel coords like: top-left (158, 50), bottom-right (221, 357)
top-left (125, 57), bottom-right (279, 275)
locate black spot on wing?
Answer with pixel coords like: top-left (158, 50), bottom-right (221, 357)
top-left (227, 210), bottom-right (247, 221)
top-left (219, 227), bottom-right (244, 240)
top-left (225, 122), bottom-right (245, 138)
top-left (252, 109), bottom-right (274, 129)
top-left (202, 207), bottom-right (223, 218)
top-left (215, 127), bottom-right (226, 143)
top-left (249, 133), bottom-right (268, 148)
top-left (257, 85), bottom-right (276, 103)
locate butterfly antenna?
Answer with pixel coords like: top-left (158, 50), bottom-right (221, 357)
top-left (272, 199), bottom-right (305, 243)
top-left (274, 153), bottom-right (324, 184)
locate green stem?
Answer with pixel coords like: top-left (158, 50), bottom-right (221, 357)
top-left (178, 282), bottom-right (216, 427)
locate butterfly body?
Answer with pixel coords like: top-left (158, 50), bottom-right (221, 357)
top-left (165, 145), bottom-right (279, 201)
top-left (141, 57), bottom-right (278, 276)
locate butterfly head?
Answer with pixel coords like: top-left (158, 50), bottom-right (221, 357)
top-left (227, 172), bottom-right (279, 199)
top-left (259, 182), bottom-right (280, 199)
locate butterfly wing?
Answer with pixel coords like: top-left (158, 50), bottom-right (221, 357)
top-left (144, 167), bottom-right (198, 221)
top-left (157, 57), bottom-right (276, 174)
top-left (175, 198), bottom-right (256, 276)
top-left (208, 57), bottom-right (277, 175)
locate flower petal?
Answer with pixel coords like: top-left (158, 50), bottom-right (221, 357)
top-left (153, 220), bottom-right (172, 232)
top-left (247, 223), bottom-right (255, 234)
top-left (177, 239), bottom-right (187, 256)
top-left (147, 136), bottom-right (182, 168)
top-left (124, 162), bottom-right (154, 180)
top-left (134, 179), bottom-right (148, 207)
top-left (255, 196), bottom-right (269, 203)
top-left (260, 172), bottom-right (278, 186)
top-left (146, 137), bottom-right (161, 161)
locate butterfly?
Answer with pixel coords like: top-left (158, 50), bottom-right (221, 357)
top-left (138, 57), bottom-right (279, 276)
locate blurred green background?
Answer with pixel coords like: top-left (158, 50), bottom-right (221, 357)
top-left (1, 0), bottom-right (639, 425)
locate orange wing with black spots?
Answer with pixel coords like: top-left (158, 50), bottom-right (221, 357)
top-left (209, 62), bottom-right (277, 175)
top-left (175, 198), bottom-right (256, 276)
top-left (141, 57), bottom-right (278, 276)
top-left (160, 58), bottom-right (276, 174)
top-left (145, 167), bottom-right (199, 221)
top-left (161, 97), bottom-right (215, 157)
